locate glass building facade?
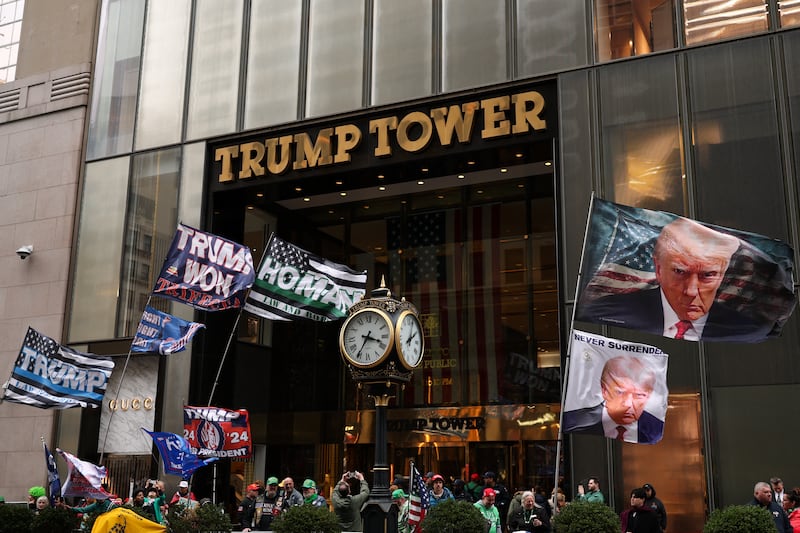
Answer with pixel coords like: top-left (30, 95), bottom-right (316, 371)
top-left (60, 1), bottom-right (800, 531)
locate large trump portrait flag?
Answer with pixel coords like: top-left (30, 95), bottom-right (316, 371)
top-left (575, 198), bottom-right (796, 343)
top-left (563, 330), bottom-right (669, 445)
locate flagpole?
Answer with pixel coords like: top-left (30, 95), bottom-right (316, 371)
top-left (552, 192), bottom-right (596, 513)
top-left (409, 460), bottom-right (415, 532)
top-left (100, 294), bottom-right (157, 464)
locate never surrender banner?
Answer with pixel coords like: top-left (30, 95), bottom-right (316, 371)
top-left (152, 223), bottom-right (255, 311)
top-left (2, 328), bottom-right (114, 409)
top-left (244, 234), bottom-right (367, 321)
top-left (183, 406), bottom-right (252, 458)
top-left (57, 448), bottom-right (113, 499)
top-left (131, 306), bottom-right (205, 355)
top-left (575, 198), bottom-right (796, 343)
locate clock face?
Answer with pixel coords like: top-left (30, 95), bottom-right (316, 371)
top-left (340, 308), bottom-right (394, 368)
top-left (395, 310), bottom-right (424, 369)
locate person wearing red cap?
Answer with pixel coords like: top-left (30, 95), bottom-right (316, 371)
top-left (238, 483), bottom-right (260, 531)
top-left (429, 474), bottom-right (454, 508)
top-left (467, 473), bottom-right (484, 502)
top-left (474, 488), bottom-right (501, 533)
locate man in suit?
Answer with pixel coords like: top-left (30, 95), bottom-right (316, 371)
top-left (563, 356), bottom-right (664, 443)
top-left (580, 217), bottom-right (770, 342)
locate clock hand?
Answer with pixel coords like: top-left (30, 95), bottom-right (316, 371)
top-left (356, 333), bottom-right (372, 358)
top-left (406, 330), bottom-right (418, 345)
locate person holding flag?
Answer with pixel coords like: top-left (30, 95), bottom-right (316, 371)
top-left (393, 488), bottom-right (411, 533)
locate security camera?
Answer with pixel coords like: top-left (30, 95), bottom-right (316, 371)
top-left (16, 245), bottom-right (33, 260)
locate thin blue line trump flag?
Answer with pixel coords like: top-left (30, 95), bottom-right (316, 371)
top-left (131, 306), bottom-right (205, 355)
top-left (575, 198), bottom-right (796, 343)
top-left (152, 223), bottom-right (255, 311)
top-left (244, 234), bottom-right (367, 321)
top-left (563, 330), bottom-right (669, 444)
top-left (142, 430), bottom-right (217, 478)
top-left (2, 328), bottom-right (114, 409)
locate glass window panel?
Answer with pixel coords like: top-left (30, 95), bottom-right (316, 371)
top-left (558, 70), bottom-right (594, 300)
top-left (117, 149), bottom-right (181, 337)
top-left (244, 1), bottom-right (301, 129)
top-left (518, 0), bottom-right (589, 76)
top-left (185, 0), bottom-right (243, 140)
top-left (599, 54), bottom-right (685, 213)
top-left (0, 24), bottom-right (12, 47)
top-left (785, 31), bottom-right (800, 202)
top-left (306, 0), bottom-right (364, 117)
top-left (86, 0), bottom-right (145, 160)
top-left (442, 0), bottom-right (507, 92)
top-left (781, 0), bottom-right (800, 27)
top-left (11, 19), bottom-right (19, 41)
top-left (0, 45), bottom-right (9, 66)
top-left (68, 158), bottom-right (129, 343)
top-left (595, 0), bottom-right (678, 62)
top-left (371, 0), bottom-right (432, 105)
top-left (684, 0), bottom-right (767, 46)
top-left (179, 142), bottom-right (206, 228)
top-left (135, 0), bottom-right (190, 150)
top-left (687, 38), bottom-right (788, 238)
top-left (0, 2), bottom-right (15, 24)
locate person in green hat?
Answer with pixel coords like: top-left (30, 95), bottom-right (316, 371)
top-left (301, 479), bottom-right (327, 507)
top-left (242, 477), bottom-right (282, 531)
top-left (392, 488), bottom-right (411, 533)
top-left (28, 486), bottom-right (46, 510)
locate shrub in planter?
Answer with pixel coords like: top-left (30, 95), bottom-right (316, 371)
top-left (271, 504), bottom-right (341, 533)
top-left (165, 502), bottom-right (233, 533)
top-left (421, 499), bottom-right (488, 533)
top-left (0, 504), bottom-right (33, 533)
top-left (552, 501), bottom-right (620, 533)
top-left (31, 507), bottom-right (81, 533)
top-left (703, 504), bottom-right (776, 533)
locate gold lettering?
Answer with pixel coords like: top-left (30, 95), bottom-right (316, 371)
top-left (369, 116), bottom-right (398, 157)
top-left (334, 124), bottom-right (362, 163)
top-left (143, 397), bottom-right (154, 410)
top-left (265, 135), bottom-right (293, 175)
top-left (239, 142), bottom-right (265, 179)
top-left (481, 96), bottom-right (511, 139)
top-left (215, 146), bottom-right (239, 183)
top-left (293, 129), bottom-right (334, 170)
top-left (108, 399), bottom-right (117, 411)
top-left (431, 102), bottom-right (478, 146)
top-left (131, 398), bottom-right (141, 410)
top-left (512, 91), bottom-right (547, 133)
top-left (120, 399), bottom-right (130, 411)
top-left (397, 111), bottom-right (433, 153)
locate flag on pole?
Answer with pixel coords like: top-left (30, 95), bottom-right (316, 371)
top-left (408, 463), bottom-right (430, 532)
top-left (57, 448), bottom-right (112, 499)
top-left (131, 306), bottom-right (205, 355)
top-left (183, 406), bottom-right (252, 458)
top-left (43, 441), bottom-right (61, 504)
top-left (142, 430), bottom-right (218, 478)
top-left (244, 234), bottom-right (367, 321)
top-left (152, 223), bottom-right (255, 311)
top-left (575, 198), bottom-right (796, 342)
top-left (91, 507), bottom-right (166, 533)
top-left (562, 330), bottom-right (669, 444)
top-left (2, 328), bottom-right (114, 409)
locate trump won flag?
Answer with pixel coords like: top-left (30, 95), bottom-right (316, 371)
top-left (244, 234), bottom-right (367, 322)
top-left (563, 330), bottom-right (669, 445)
top-left (153, 223), bottom-right (255, 311)
top-left (575, 198), bottom-right (796, 343)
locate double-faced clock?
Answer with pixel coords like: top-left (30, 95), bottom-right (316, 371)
top-left (339, 308), bottom-right (394, 368)
top-left (395, 310), bottom-right (424, 370)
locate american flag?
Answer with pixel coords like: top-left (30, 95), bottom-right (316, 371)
top-left (245, 234), bottom-right (366, 321)
top-left (408, 464), bottom-right (430, 531)
top-left (43, 441), bottom-right (61, 504)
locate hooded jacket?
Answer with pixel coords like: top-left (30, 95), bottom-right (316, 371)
top-left (332, 479), bottom-right (369, 532)
top-left (643, 483), bottom-right (667, 532)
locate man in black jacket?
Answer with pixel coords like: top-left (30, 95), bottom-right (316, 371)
top-left (749, 481), bottom-right (793, 533)
top-left (643, 483), bottom-right (667, 532)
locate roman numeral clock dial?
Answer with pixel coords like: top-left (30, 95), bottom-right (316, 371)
top-left (339, 308), bottom-right (394, 368)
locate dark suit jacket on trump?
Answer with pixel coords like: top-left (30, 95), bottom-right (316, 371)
top-left (562, 403), bottom-right (664, 444)
top-left (576, 287), bottom-right (772, 342)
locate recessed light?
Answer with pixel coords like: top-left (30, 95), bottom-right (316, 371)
top-left (421, 168), bottom-right (429, 172)
top-left (336, 180), bottom-right (343, 185)
top-left (379, 186), bottom-right (386, 191)
top-left (544, 161), bottom-right (552, 166)
top-left (363, 205), bottom-right (370, 209)
top-left (467, 161), bottom-right (476, 165)
top-left (517, 184), bottom-right (524, 188)
top-left (500, 168), bottom-right (508, 173)
top-left (340, 192), bottom-right (347, 197)
top-left (246, 205), bottom-right (254, 210)
top-left (328, 210), bottom-right (334, 214)
top-left (515, 153), bottom-right (524, 158)
top-left (417, 181), bottom-right (424, 185)
top-left (477, 190), bottom-right (484, 194)
top-left (458, 174), bottom-right (465, 179)
top-left (295, 187), bottom-right (302, 192)
top-left (256, 192), bottom-right (264, 198)
top-left (377, 174), bottom-right (384, 179)
top-left (303, 197), bottom-right (310, 202)
top-left (437, 195), bottom-right (444, 199)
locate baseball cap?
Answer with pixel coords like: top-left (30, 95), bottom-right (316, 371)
top-left (267, 477), bottom-right (279, 486)
top-left (431, 474), bottom-right (444, 482)
top-left (302, 479), bottom-right (316, 489)
top-left (470, 473), bottom-right (480, 482)
top-left (425, 471), bottom-right (435, 479)
top-left (483, 488), bottom-right (496, 498)
top-left (0, 496), bottom-right (5, 502)
top-left (178, 481), bottom-right (189, 488)
top-left (247, 483), bottom-right (259, 492)
top-left (483, 471), bottom-right (496, 479)
top-left (391, 489), bottom-right (407, 500)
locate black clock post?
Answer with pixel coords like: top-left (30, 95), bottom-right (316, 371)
top-left (339, 280), bottom-right (424, 533)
